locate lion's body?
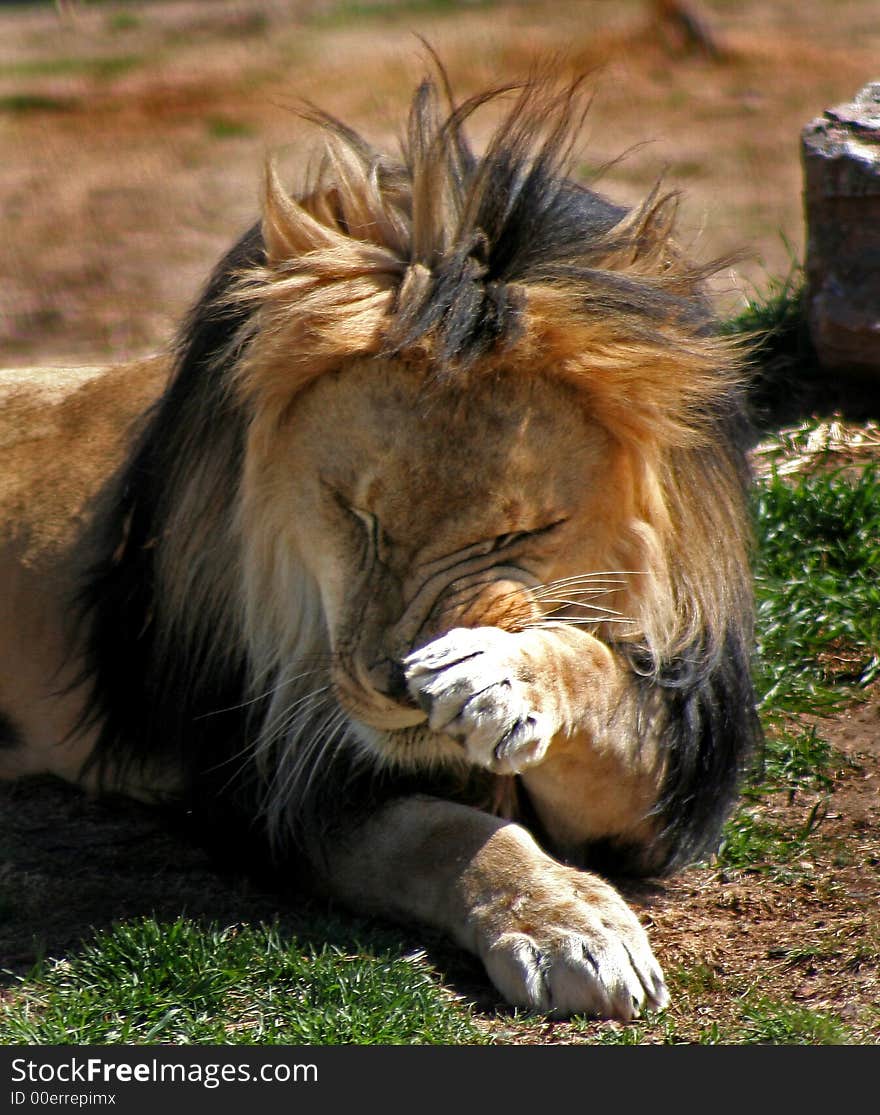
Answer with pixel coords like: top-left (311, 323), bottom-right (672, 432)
top-left (0, 77), bottom-right (760, 1019)
top-left (0, 358), bottom-right (169, 785)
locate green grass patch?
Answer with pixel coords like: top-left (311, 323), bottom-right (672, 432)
top-left (588, 992), bottom-right (852, 1045)
top-left (308, 0), bottom-right (495, 28)
top-left (715, 726), bottom-right (846, 878)
top-left (714, 716), bottom-right (849, 879)
top-left (0, 93), bottom-right (77, 114)
top-left (206, 116), bottom-right (257, 140)
top-left (758, 723), bottom-right (836, 790)
top-left (711, 456), bottom-right (879, 879)
top-left (717, 800), bottom-right (827, 880)
top-left (0, 55), bottom-right (143, 82)
top-left (0, 917), bottom-right (486, 1045)
top-left (734, 996), bottom-right (852, 1044)
top-left (752, 463), bottom-right (880, 713)
top-left (668, 961), bottom-right (725, 997)
top-left (106, 11), bottom-right (142, 33)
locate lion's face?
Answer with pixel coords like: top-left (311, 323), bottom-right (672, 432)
top-left (252, 358), bottom-right (631, 770)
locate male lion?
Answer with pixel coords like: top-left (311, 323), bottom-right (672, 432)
top-left (0, 76), bottom-right (759, 1021)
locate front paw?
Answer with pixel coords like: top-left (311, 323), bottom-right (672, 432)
top-left (404, 628), bottom-right (555, 774)
top-left (478, 866), bottom-right (669, 1020)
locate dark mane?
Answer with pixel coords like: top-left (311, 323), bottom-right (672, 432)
top-left (76, 227), bottom-right (261, 810)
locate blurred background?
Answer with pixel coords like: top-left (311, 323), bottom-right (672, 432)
top-left (2, 0), bottom-right (878, 368)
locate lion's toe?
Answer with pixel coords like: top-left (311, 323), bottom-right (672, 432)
top-left (483, 925), bottom-right (668, 1022)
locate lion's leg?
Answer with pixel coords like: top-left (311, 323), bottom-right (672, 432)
top-left (321, 794), bottom-right (668, 1020)
top-left (405, 625), bottom-right (663, 852)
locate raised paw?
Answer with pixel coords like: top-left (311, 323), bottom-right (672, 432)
top-left (404, 627), bottom-right (556, 774)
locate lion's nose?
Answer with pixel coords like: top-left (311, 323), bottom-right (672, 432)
top-left (367, 657), bottom-right (417, 707)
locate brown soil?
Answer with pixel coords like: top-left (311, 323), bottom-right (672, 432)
top-left (630, 696), bottom-right (880, 1043)
top-left (1, 1), bottom-right (879, 1044)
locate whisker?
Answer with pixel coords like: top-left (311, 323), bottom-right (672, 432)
top-left (530, 572), bottom-right (640, 595)
top-left (281, 707), bottom-right (350, 812)
top-left (261, 684), bottom-right (332, 739)
top-left (263, 703), bottom-right (355, 837)
top-left (533, 582), bottom-right (626, 597)
top-left (524, 616), bottom-right (637, 629)
top-left (194, 664), bottom-right (328, 720)
top-left (203, 680), bottom-right (334, 798)
top-left (542, 570), bottom-right (648, 581)
top-left (538, 597), bottom-right (626, 616)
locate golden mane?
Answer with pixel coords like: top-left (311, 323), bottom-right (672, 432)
top-left (229, 75), bottom-right (752, 664)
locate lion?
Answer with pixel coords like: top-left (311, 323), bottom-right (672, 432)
top-left (0, 74), bottom-right (760, 1021)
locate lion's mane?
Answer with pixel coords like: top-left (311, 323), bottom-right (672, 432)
top-left (77, 76), bottom-right (759, 874)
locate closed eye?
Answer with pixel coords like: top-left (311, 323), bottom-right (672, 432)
top-left (349, 505), bottom-right (382, 549)
top-left (349, 505), bottom-right (376, 532)
top-left (344, 501), bottom-right (393, 555)
top-left (325, 484), bottom-right (383, 548)
top-left (489, 518), bottom-right (568, 552)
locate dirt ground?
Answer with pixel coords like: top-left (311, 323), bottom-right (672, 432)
top-left (1, 0), bottom-right (878, 1043)
top-left (3, 0), bottom-right (880, 367)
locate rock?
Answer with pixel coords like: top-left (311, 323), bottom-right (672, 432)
top-left (802, 83), bottom-right (880, 374)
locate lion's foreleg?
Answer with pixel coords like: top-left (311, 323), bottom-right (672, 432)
top-left (404, 625), bottom-right (664, 850)
top-left (321, 794), bottom-right (668, 1020)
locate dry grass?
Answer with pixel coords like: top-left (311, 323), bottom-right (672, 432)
top-left (752, 419), bottom-right (880, 478)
